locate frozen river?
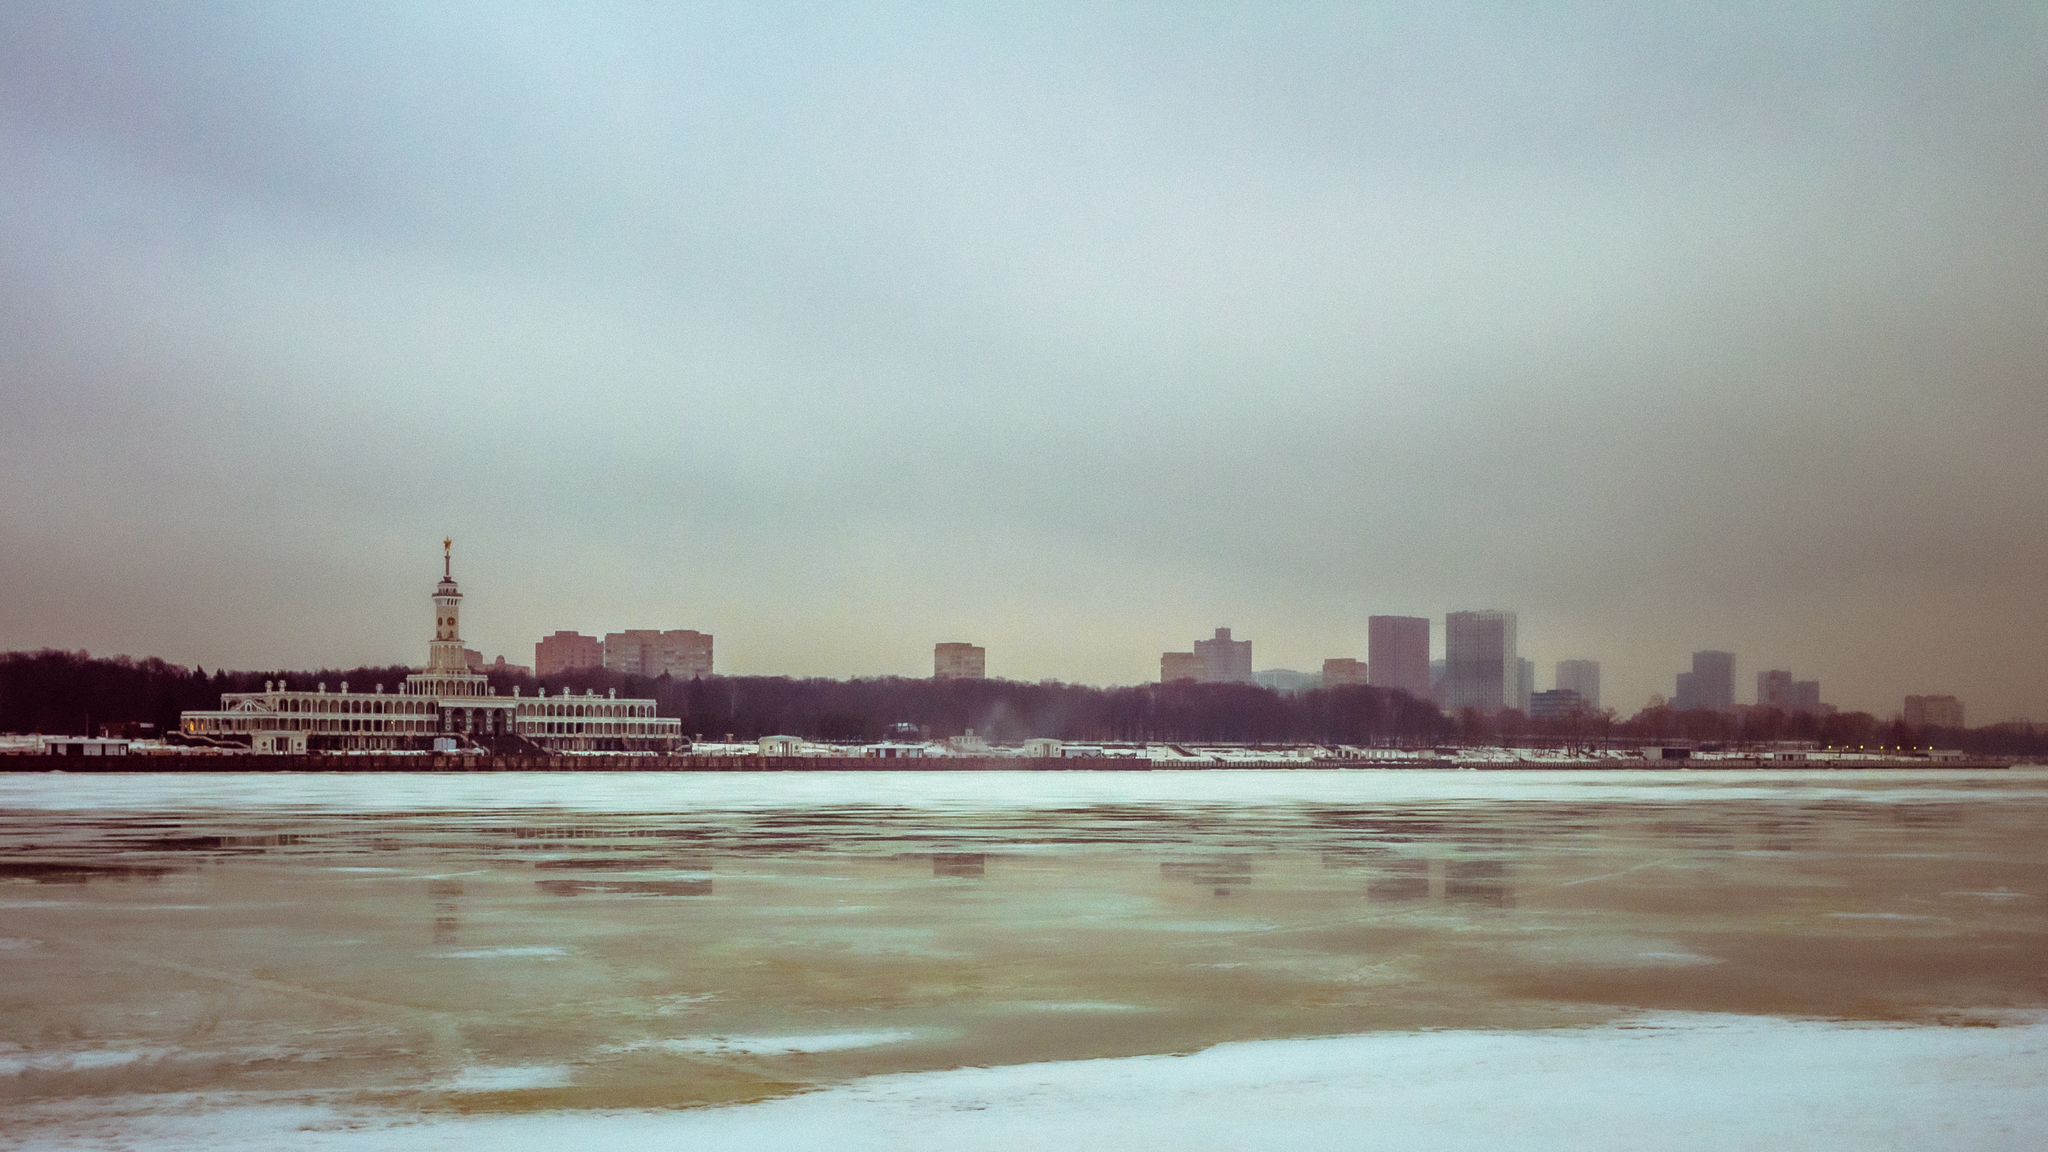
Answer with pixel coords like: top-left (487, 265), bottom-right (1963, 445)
top-left (3, 768), bottom-right (2045, 1149)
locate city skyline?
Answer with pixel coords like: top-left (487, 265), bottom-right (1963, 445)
top-left (0, 546), bottom-right (1983, 720)
top-left (3, 7), bottom-right (2046, 720)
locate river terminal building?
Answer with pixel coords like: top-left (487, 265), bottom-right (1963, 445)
top-left (179, 542), bottom-right (685, 753)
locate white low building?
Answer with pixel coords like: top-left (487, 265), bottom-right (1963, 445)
top-left (180, 542), bottom-right (685, 754)
top-left (42, 737), bottom-right (130, 757)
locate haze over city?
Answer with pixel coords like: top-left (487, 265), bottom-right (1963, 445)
top-left (4, 4), bottom-right (2046, 719)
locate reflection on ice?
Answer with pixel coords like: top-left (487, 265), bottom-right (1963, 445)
top-left (1366, 859), bottom-right (1430, 901)
top-left (931, 853), bottom-right (984, 878)
top-left (536, 878), bottom-right (713, 896)
top-left (0, 861), bottom-right (172, 884)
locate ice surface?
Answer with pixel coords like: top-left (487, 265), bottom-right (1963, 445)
top-left (3, 767), bottom-right (2043, 1148)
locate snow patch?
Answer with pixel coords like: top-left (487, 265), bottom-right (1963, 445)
top-left (11, 1014), bottom-right (2048, 1150)
top-left (652, 1030), bottom-right (922, 1055)
top-left (444, 1065), bottom-right (574, 1092)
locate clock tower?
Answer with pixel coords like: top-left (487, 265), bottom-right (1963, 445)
top-left (425, 537), bottom-right (471, 677)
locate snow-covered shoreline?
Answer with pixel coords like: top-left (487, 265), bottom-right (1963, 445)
top-left (4, 766), bottom-right (2042, 814)
top-left (9, 1013), bottom-right (2046, 1151)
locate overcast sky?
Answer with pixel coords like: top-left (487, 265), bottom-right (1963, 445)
top-left (4, 3), bottom-right (2046, 719)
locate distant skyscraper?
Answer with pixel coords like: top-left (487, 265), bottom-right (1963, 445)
top-left (535, 630), bottom-right (603, 677)
top-left (1160, 651), bottom-right (1201, 683)
top-left (1674, 651), bottom-right (1734, 711)
top-left (1368, 616), bottom-right (1431, 699)
top-left (603, 629), bottom-right (713, 679)
top-left (1555, 660), bottom-right (1600, 709)
top-left (1758, 669), bottom-right (1794, 709)
top-left (1193, 628), bottom-right (1254, 684)
top-left (1444, 611), bottom-right (1517, 714)
top-left (1904, 695), bottom-right (1964, 728)
top-left (1758, 669), bottom-right (1825, 715)
top-left (1322, 658), bottom-right (1369, 689)
top-left (934, 642), bottom-right (986, 680)
top-left (1794, 681), bottom-right (1821, 712)
top-left (1516, 657), bottom-right (1534, 713)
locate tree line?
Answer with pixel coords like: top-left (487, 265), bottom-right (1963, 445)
top-left (5, 648), bottom-right (2042, 756)
top-left (0, 650), bottom-right (414, 739)
top-left (1, 650), bottom-right (1449, 745)
top-left (510, 665), bottom-right (1452, 745)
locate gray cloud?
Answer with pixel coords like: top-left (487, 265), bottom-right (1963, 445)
top-left (3, 3), bottom-right (2046, 718)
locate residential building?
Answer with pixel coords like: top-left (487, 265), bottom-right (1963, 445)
top-left (1674, 651), bottom-right (1735, 712)
top-left (482, 655), bottom-right (531, 678)
top-left (1904, 695), bottom-right (1965, 728)
top-left (1322, 658), bottom-right (1369, 689)
top-left (1555, 660), bottom-right (1600, 709)
top-left (1367, 616), bottom-right (1432, 698)
top-left (1193, 627), bottom-right (1254, 684)
top-left (1528, 689), bottom-right (1586, 722)
top-left (934, 642), bottom-right (986, 681)
top-left (1161, 628), bottom-right (1254, 684)
top-left (1793, 680), bottom-right (1822, 713)
top-left (603, 629), bottom-right (713, 679)
top-left (1757, 670), bottom-right (1826, 714)
top-left (1443, 610), bottom-right (1517, 714)
top-left (1758, 669), bottom-right (1793, 709)
top-left (1256, 669), bottom-right (1318, 693)
top-left (535, 631), bottom-right (602, 677)
top-left (1516, 657), bottom-right (1534, 714)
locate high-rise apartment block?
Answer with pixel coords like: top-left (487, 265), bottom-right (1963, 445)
top-left (934, 642), bottom-right (986, 680)
top-left (1194, 627), bottom-right (1254, 684)
top-left (1904, 695), bottom-right (1964, 728)
top-left (602, 629), bottom-right (713, 679)
top-left (1443, 610), bottom-right (1518, 714)
top-left (1555, 660), bottom-right (1600, 709)
top-left (1516, 657), bottom-right (1534, 714)
top-left (1757, 669), bottom-right (1824, 714)
top-left (1674, 651), bottom-right (1735, 712)
top-left (535, 630), bottom-right (603, 677)
top-left (1322, 658), bottom-right (1369, 689)
top-left (1367, 616), bottom-right (1432, 699)
top-left (1161, 628), bottom-right (1254, 684)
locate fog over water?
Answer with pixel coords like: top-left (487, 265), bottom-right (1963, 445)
top-left (2, 5), bottom-right (2046, 716)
